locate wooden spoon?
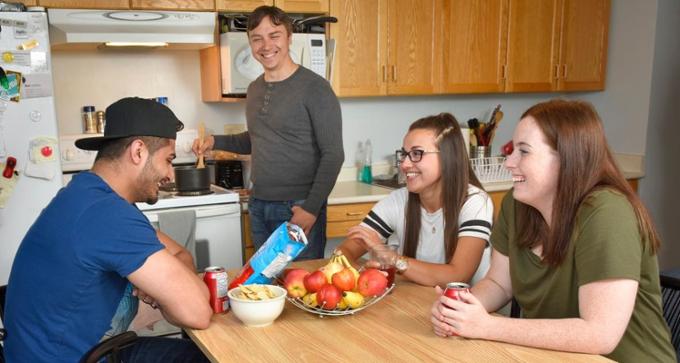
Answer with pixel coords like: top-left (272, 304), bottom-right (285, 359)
top-left (197, 122), bottom-right (205, 169)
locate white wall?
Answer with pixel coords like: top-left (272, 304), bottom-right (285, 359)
top-left (640, 0), bottom-right (680, 271)
top-left (52, 49), bottom-right (247, 136)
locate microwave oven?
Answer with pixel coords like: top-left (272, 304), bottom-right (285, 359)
top-left (220, 32), bottom-right (328, 95)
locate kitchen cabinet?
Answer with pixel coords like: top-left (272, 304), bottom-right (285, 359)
top-left (131, 0), bottom-right (215, 10)
top-left (38, 0), bottom-right (130, 8)
top-left (504, 0), bottom-right (610, 92)
top-left (327, 202), bottom-right (374, 238)
top-left (216, 0), bottom-right (328, 13)
top-left (504, 0), bottom-right (560, 92)
top-left (556, 0), bottom-right (610, 90)
top-left (439, 0), bottom-right (507, 94)
top-left (243, 211), bottom-right (254, 262)
top-left (17, 0), bottom-right (38, 5)
top-left (329, 0), bottom-right (437, 97)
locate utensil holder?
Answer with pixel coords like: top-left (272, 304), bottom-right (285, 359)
top-left (470, 145), bottom-right (491, 159)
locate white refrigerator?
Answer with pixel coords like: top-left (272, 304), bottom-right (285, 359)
top-left (0, 10), bottom-right (61, 285)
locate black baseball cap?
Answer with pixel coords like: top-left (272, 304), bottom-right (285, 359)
top-left (75, 97), bottom-right (184, 151)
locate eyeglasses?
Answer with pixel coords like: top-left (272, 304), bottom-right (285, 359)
top-left (396, 148), bottom-right (440, 163)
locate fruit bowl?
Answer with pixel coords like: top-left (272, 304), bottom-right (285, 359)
top-left (285, 283), bottom-right (395, 317)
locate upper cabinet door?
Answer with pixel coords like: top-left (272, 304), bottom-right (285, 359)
top-left (131, 0), bottom-right (215, 10)
top-left (38, 0), bottom-right (130, 8)
top-left (276, 0), bottom-right (328, 13)
top-left (329, 0), bottom-right (388, 97)
top-left (216, 0), bottom-right (272, 12)
top-left (558, 0), bottom-right (610, 91)
top-left (440, 0), bottom-right (507, 93)
top-left (386, 0), bottom-right (437, 95)
top-left (505, 0), bottom-right (560, 92)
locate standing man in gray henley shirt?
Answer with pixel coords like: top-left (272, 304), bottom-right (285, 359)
top-left (193, 6), bottom-right (344, 260)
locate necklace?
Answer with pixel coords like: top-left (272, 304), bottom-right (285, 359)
top-left (422, 209), bottom-right (441, 234)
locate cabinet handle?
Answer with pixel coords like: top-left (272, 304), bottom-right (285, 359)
top-left (562, 64), bottom-right (568, 79)
top-left (392, 65), bottom-right (397, 82)
top-left (554, 64), bottom-right (560, 79)
top-left (345, 212), bottom-right (363, 217)
top-left (502, 64), bottom-right (507, 80)
top-left (382, 65), bottom-right (387, 82)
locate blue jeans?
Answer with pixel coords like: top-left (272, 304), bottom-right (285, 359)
top-left (248, 198), bottom-right (327, 260)
top-left (119, 336), bottom-right (209, 363)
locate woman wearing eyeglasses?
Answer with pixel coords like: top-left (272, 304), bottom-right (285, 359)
top-left (337, 113), bottom-right (493, 287)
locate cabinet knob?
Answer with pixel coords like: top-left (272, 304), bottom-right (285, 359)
top-left (345, 212), bottom-right (363, 217)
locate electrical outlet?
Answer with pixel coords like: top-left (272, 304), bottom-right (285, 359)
top-left (223, 124), bottom-right (246, 135)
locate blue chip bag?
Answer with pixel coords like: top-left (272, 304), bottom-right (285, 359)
top-left (229, 222), bottom-right (307, 289)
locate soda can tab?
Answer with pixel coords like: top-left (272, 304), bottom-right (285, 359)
top-left (204, 266), bottom-right (229, 313)
top-left (443, 282), bottom-right (470, 302)
top-left (229, 222), bottom-right (308, 290)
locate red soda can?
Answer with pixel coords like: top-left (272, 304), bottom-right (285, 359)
top-left (204, 266), bottom-right (229, 313)
top-left (443, 282), bottom-right (470, 302)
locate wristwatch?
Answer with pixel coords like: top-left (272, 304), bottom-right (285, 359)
top-left (395, 256), bottom-right (409, 274)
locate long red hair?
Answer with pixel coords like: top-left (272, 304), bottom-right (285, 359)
top-left (515, 99), bottom-right (660, 265)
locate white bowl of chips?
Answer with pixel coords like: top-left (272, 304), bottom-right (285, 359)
top-left (228, 284), bottom-right (286, 327)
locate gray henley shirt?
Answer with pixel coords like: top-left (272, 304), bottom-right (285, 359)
top-left (214, 66), bottom-right (344, 216)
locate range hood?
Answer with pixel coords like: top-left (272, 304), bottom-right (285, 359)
top-left (47, 9), bottom-right (216, 49)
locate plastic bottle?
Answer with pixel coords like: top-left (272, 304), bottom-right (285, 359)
top-left (355, 141), bottom-right (364, 181)
top-left (361, 139), bottom-right (373, 184)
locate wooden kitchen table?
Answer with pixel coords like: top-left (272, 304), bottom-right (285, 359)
top-left (186, 260), bottom-right (612, 362)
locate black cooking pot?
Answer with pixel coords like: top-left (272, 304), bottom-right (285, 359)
top-left (174, 165), bottom-right (211, 192)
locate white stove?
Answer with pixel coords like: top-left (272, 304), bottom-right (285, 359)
top-left (136, 184), bottom-right (240, 211)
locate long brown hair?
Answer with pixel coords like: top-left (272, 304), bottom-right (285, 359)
top-left (515, 99), bottom-right (660, 265)
top-left (402, 113), bottom-right (484, 262)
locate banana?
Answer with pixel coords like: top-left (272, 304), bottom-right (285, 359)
top-left (302, 293), bottom-right (318, 308)
top-left (342, 291), bottom-right (365, 309)
top-left (320, 253), bottom-right (344, 283)
top-left (337, 297), bottom-right (349, 310)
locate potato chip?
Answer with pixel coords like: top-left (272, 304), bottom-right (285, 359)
top-left (237, 284), bottom-right (276, 301)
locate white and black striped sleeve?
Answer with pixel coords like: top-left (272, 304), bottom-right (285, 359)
top-left (359, 188), bottom-right (405, 240)
top-left (362, 210), bottom-right (394, 239)
top-left (458, 189), bottom-right (494, 242)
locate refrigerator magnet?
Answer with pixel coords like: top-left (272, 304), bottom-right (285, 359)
top-left (28, 136), bottom-right (56, 163)
top-left (0, 158), bottom-right (19, 208)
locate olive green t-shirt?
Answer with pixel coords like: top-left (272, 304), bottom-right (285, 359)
top-left (492, 189), bottom-right (675, 363)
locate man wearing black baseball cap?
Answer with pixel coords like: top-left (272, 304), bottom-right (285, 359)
top-left (5, 97), bottom-right (211, 363)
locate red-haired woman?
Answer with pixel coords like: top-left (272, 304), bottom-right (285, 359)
top-left (338, 113), bottom-right (493, 287)
top-left (431, 100), bottom-right (675, 362)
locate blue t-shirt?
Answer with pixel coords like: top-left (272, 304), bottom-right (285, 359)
top-left (4, 172), bottom-right (163, 363)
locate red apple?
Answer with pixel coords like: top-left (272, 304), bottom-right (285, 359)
top-left (316, 284), bottom-right (342, 310)
top-left (304, 270), bottom-right (327, 293)
top-left (501, 140), bottom-right (514, 156)
top-left (357, 268), bottom-right (388, 297)
top-left (331, 268), bottom-right (355, 291)
top-left (283, 268), bottom-right (309, 298)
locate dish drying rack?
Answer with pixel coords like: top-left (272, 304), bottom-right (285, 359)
top-left (471, 156), bottom-right (512, 183)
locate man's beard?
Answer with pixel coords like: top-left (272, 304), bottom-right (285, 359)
top-left (136, 158), bottom-right (162, 204)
